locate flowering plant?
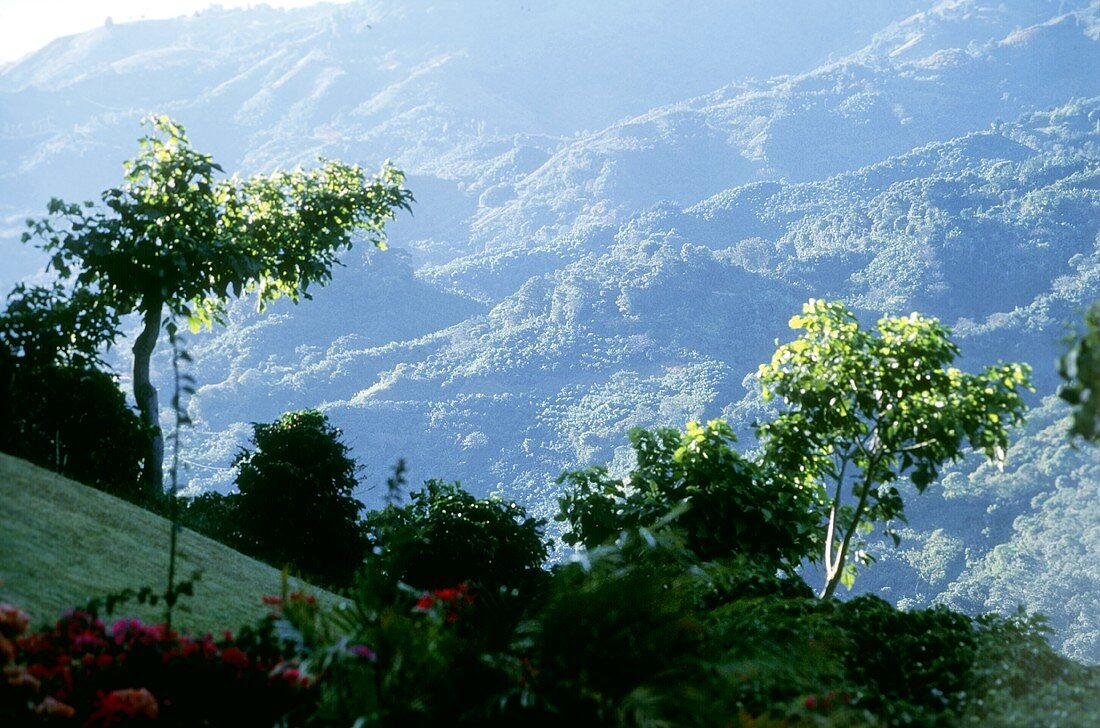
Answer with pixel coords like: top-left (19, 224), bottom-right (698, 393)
top-left (1, 600), bottom-right (317, 726)
top-left (413, 583), bottom-right (475, 624)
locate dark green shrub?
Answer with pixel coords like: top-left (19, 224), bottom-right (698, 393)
top-left (0, 282), bottom-right (144, 499)
top-left (0, 354), bottom-right (145, 500)
top-left (362, 479), bottom-right (548, 598)
top-left (557, 420), bottom-right (818, 570)
top-left (232, 410), bottom-right (366, 589)
top-left (177, 491), bottom-right (237, 543)
top-left (831, 595), bottom-right (977, 725)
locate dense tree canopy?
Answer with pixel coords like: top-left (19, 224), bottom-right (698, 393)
top-left (362, 479), bottom-right (548, 596)
top-left (0, 282), bottom-right (120, 371)
top-left (0, 283), bottom-right (144, 496)
top-left (22, 115), bottom-right (412, 493)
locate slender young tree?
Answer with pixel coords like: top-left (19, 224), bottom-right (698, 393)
top-left (756, 299), bottom-right (1031, 598)
top-left (23, 116), bottom-right (412, 493)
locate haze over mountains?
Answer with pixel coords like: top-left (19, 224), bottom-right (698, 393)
top-left (1, 0), bottom-right (1098, 660)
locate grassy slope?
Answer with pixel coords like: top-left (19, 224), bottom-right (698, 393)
top-left (0, 452), bottom-right (337, 633)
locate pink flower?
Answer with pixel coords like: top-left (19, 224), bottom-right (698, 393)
top-left (111, 618), bottom-right (143, 645)
top-left (349, 644), bottom-right (377, 662)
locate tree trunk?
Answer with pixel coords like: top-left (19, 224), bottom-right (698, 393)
top-left (133, 298), bottom-right (164, 496)
top-left (820, 475), bottom-right (874, 599)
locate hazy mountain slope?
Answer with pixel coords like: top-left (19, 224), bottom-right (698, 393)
top-left (425, 5), bottom-right (1100, 303)
top-left (0, 0), bottom-right (932, 288)
top-left (179, 94), bottom-right (1100, 661)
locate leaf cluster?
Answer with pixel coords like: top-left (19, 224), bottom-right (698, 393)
top-left (556, 419), bottom-right (817, 570)
top-left (1058, 300), bottom-right (1100, 442)
top-left (362, 479), bottom-right (549, 597)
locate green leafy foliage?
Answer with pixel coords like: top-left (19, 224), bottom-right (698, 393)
top-left (513, 532), bottom-right (717, 724)
top-left (960, 610), bottom-right (1100, 726)
top-left (557, 419), bottom-right (818, 570)
top-left (231, 410), bottom-right (367, 589)
top-left (1058, 300), bottom-right (1100, 442)
top-left (830, 596), bottom-right (977, 723)
top-left (362, 479), bottom-right (549, 597)
top-left (0, 283), bottom-right (144, 498)
top-left (0, 363), bottom-right (145, 500)
top-left (23, 116), bottom-right (412, 327)
top-left (20, 114), bottom-right (412, 491)
top-left (0, 283), bottom-right (120, 371)
top-left (756, 299), bottom-right (1031, 597)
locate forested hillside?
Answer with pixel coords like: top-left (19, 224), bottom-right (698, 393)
top-left (1, 0), bottom-right (1097, 662)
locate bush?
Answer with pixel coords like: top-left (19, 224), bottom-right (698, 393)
top-left (557, 420), bottom-right (818, 570)
top-left (0, 283), bottom-right (145, 501)
top-left (362, 479), bottom-right (549, 598)
top-left (176, 491), bottom-right (236, 544)
top-left (232, 410), bottom-right (367, 589)
top-left (1, 602), bottom-right (315, 726)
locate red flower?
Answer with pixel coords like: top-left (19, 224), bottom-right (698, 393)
top-left (805, 696), bottom-right (818, 710)
top-left (86, 688), bottom-right (159, 726)
top-left (221, 646), bottom-right (249, 669)
top-left (0, 633), bottom-right (15, 664)
top-left (289, 592), bottom-right (317, 606)
top-left (414, 594), bottom-right (435, 611)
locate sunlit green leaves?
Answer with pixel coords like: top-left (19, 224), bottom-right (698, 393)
top-left (757, 299), bottom-right (1032, 597)
top-left (23, 115), bottom-right (413, 322)
top-left (1058, 301), bottom-right (1100, 443)
top-left (557, 419), bottom-right (819, 570)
